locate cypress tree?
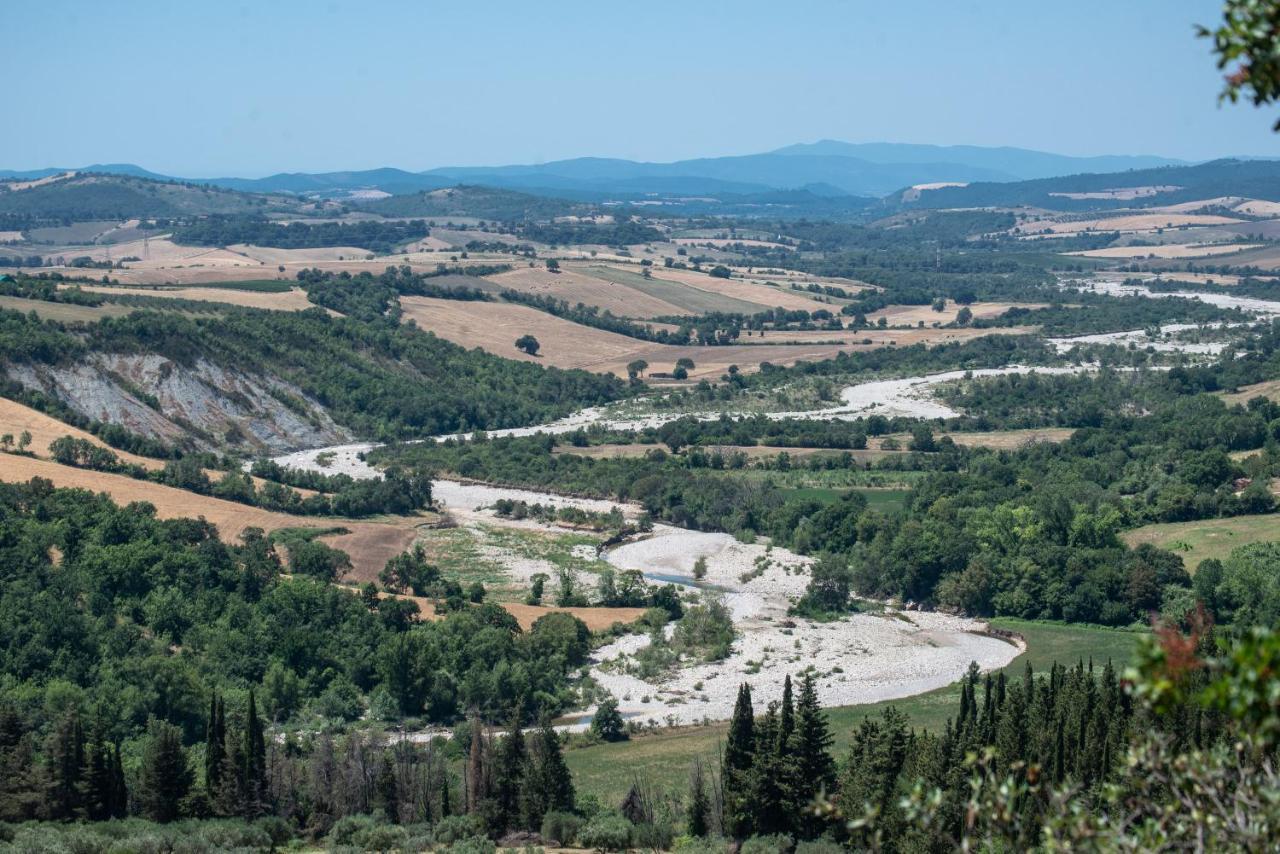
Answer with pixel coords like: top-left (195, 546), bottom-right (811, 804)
top-left (778, 674), bottom-right (795, 751)
top-left (440, 774), bottom-right (452, 819)
top-left (466, 715), bottom-right (486, 814)
top-left (108, 743), bottom-right (128, 819)
top-left (81, 714), bottom-right (112, 821)
top-left (687, 758), bottom-right (709, 837)
top-left (793, 671), bottom-right (835, 837)
top-left (137, 720), bottom-right (192, 823)
top-left (205, 694), bottom-right (226, 798)
top-left (493, 708), bottom-right (526, 832)
top-left (375, 750), bottom-right (400, 823)
top-left (521, 716), bottom-right (574, 829)
top-left (242, 689), bottom-right (266, 817)
top-left (722, 683), bottom-right (756, 839)
top-left (44, 711), bottom-right (84, 821)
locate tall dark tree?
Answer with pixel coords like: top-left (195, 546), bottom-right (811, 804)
top-left (44, 711), bottom-right (84, 821)
top-left (722, 683), bottom-right (756, 838)
top-left (137, 720), bottom-right (193, 823)
top-left (493, 708), bottom-right (527, 832)
top-left (204, 693), bottom-right (226, 798)
top-left (794, 672), bottom-right (836, 803)
top-left (521, 717), bottom-right (574, 828)
top-left (687, 758), bottom-right (710, 837)
top-left (242, 689), bottom-right (266, 817)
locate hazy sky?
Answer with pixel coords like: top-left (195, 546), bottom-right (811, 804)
top-left (5, 0), bottom-right (1277, 176)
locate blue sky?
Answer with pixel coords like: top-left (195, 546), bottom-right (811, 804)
top-left (4, 0), bottom-right (1277, 176)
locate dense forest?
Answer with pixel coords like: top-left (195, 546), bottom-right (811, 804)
top-left (169, 216), bottom-right (430, 254)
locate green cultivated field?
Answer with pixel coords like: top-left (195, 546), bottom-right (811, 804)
top-left (1123, 512), bottom-right (1280, 569)
top-left (565, 618), bottom-right (1143, 802)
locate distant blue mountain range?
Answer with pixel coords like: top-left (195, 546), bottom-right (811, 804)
top-left (0, 141), bottom-right (1203, 199)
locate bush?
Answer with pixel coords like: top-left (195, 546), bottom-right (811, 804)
top-left (673, 836), bottom-right (730, 854)
top-left (794, 841), bottom-right (844, 854)
top-left (445, 836), bottom-right (497, 854)
top-left (327, 814), bottom-right (379, 848)
top-left (540, 810), bottom-right (583, 846)
top-left (740, 834), bottom-right (794, 854)
top-left (579, 812), bottom-right (634, 852)
top-left (434, 814), bottom-right (487, 844)
top-left (633, 820), bottom-right (676, 850)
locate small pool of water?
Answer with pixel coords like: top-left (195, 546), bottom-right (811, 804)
top-left (644, 571), bottom-right (731, 593)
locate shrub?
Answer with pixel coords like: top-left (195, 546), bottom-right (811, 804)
top-left (741, 834), bottom-right (794, 854)
top-left (445, 836), bottom-right (497, 854)
top-left (541, 810), bottom-right (583, 845)
top-left (795, 840), bottom-right (844, 854)
top-left (673, 836), bottom-right (730, 854)
top-left (579, 812), bottom-right (634, 852)
top-left (434, 814), bottom-right (487, 844)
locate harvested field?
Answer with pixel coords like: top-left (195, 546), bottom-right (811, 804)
top-left (0, 454), bottom-right (415, 578)
top-left (575, 264), bottom-right (769, 315)
top-left (1218, 379), bottom-right (1280, 406)
top-left (397, 296), bottom-right (847, 378)
top-left (0, 397), bottom-right (160, 468)
top-left (1235, 200), bottom-right (1280, 216)
top-left (74, 283), bottom-right (318, 312)
top-left (649, 266), bottom-right (835, 311)
top-left (1066, 243), bottom-right (1261, 259)
top-left (0, 397), bottom-right (321, 495)
top-left (486, 266), bottom-right (688, 318)
top-left (398, 295), bottom-right (1015, 379)
top-left (1050, 186), bottom-right (1180, 201)
top-left (228, 244), bottom-right (376, 265)
top-left (864, 301), bottom-right (1044, 327)
top-left (0, 295), bottom-right (133, 322)
top-left (357, 587), bottom-right (645, 631)
top-left (1016, 213), bottom-right (1244, 235)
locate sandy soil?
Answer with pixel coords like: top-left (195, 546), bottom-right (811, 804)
top-left (1050, 322), bottom-right (1232, 355)
top-left (1071, 276), bottom-right (1280, 317)
top-left (590, 524), bottom-right (1021, 724)
top-left (487, 267), bottom-right (689, 318)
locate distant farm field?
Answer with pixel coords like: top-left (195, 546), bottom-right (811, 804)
top-left (487, 266), bottom-right (690, 318)
top-left (1123, 513), bottom-right (1280, 569)
top-left (74, 283), bottom-right (317, 312)
top-left (0, 294), bottom-right (133, 322)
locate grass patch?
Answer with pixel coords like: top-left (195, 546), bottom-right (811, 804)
top-left (1122, 512), bottom-right (1280, 569)
top-left (565, 618), bottom-right (1143, 803)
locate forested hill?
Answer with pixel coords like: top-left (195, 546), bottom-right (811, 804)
top-left (0, 305), bottom-right (627, 443)
top-left (0, 173), bottom-right (300, 220)
top-left (363, 185), bottom-right (582, 221)
top-left (894, 158), bottom-right (1280, 211)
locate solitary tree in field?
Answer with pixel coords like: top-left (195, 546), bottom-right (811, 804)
top-left (626, 359), bottom-right (648, 380)
top-left (545, 258), bottom-right (560, 272)
top-left (515, 334), bottom-right (540, 355)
